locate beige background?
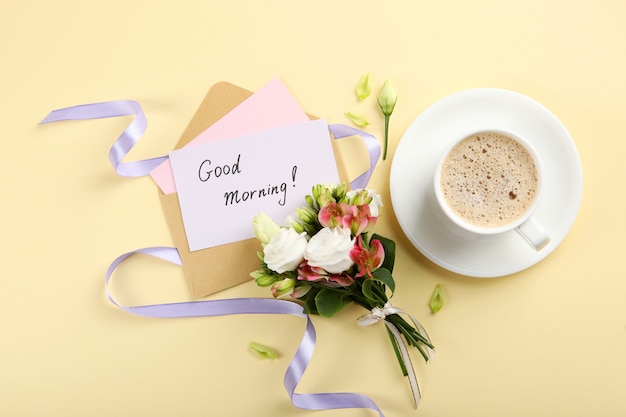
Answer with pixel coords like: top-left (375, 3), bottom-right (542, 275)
top-left (1, 1), bottom-right (624, 416)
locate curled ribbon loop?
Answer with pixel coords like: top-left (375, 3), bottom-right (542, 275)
top-left (39, 100), bottom-right (168, 177)
top-left (357, 301), bottom-right (434, 409)
top-left (107, 248), bottom-right (386, 416)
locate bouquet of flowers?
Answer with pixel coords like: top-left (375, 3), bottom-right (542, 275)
top-left (251, 183), bottom-right (434, 406)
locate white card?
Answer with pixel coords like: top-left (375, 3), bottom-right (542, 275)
top-left (169, 119), bottom-right (340, 252)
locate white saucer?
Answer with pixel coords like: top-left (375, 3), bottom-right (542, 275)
top-left (389, 88), bottom-right (583, 277)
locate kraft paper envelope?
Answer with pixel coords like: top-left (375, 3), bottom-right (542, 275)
top-left (158, 81), bottom-right (348, 299)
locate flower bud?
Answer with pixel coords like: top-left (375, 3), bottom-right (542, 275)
top-left (377, 80), bottom-right (398, 116)
top-left (290, 220), bottom-right (305, 234)
top-left (252, 212), bottom-right (280, 247)
top-left (333, 183), bottom-right (349, 201)
top-left (295, 206), bottom-right (317, 224)
top-left (305, 194), bottom-right (316, 209)
top-left (346, 189), bottom-right (372, 206)
top-left (251, 271), bottom-right (279, 287)
top-left (271, 278), bottom-right (297, 298)
top-left (347, 189), bottom-right (383, 216)
top-left (313, 184), bottom-right (335, 207)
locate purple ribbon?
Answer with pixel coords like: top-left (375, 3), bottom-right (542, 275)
top-left (41, 100), bottom-right (386, 415)
top-left (39, 101), bottom-right (380, 188)
top-left (40, 100), bottom-right (168, 177)
top-left (107, 247), bottom-right (384, 416)
top-left (328, 123), bottom-right (380, 190)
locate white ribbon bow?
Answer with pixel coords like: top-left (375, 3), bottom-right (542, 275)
top-left (357, 301), bottom-right (434, 409)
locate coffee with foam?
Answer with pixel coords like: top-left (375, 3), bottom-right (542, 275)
top-left (439, 132), bottom-right (538, 228)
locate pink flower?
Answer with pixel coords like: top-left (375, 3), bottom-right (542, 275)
top-left (297, 261), bottom-right (328, 282)
top-left (327, 272), bottom-right (355, 286)
top-left (318, 202), bottom-right (353, 228)
top-left (318, 203), bottom-right (377, 236)
top-left (350, 236), bottom-right (385, 278)
top-left (297, 261), bottom-right (355, 288)
top-left (343, 204), bottom-right (377, 236)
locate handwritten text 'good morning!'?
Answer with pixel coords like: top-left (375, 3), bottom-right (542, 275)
top-left (198, 154), bottom-right (294, 207)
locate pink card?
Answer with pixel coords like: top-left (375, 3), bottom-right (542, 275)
top-left (150, 78), bottom-right (310, 194)
top-left (169, 119), bottom-right (340, 252)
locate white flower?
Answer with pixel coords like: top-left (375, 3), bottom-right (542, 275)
top-left (252, 213), bottom-right (280, 247)
top-left (367, 192), bottom-right (383, 217)
top-left (263, 228), bottom-right (308, 273)
top-left (304, 227), bottom-right (354, 274)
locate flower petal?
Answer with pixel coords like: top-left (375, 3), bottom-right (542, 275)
top-left (345, 111), bottom-right (370, 127)
top-left (356, 72), bottom-right (371, 99)
top-left (429, 283), bottom-right (444, 313)
top-left (248, 341), bottom-right (278, 360)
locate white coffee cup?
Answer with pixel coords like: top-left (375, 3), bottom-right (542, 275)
top-left (433, 128), bottom-right (550, 251)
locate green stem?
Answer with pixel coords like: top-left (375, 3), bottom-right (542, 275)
top-left (351, 288), bottom-right (434, 374)
top-left (388, 315), bottom-right (434, 349)
top-left (414, 341), bottom-right (430, 363)
top-left (386, 326), bottom-right (408, 376)
top-left (383, 114), bottom-right (390, 160)
top-left (370, 282), bottom-right (388, 304)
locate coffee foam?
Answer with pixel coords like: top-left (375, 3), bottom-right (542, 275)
top-left (439, 132), bottom-right (538, 228)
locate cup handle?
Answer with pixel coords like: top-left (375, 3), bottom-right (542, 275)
top-left (516, 217), bottom-right (551, 251)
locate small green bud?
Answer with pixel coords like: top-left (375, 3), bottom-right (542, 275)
top-left (315, 185), bottom-right (335, 207)
top-left (333, 183), bottom-right (348, 200)
top-left (347, 189), bottom-right (373, 206)
top-left (291, 221), bottom-right (305, 234)
top-left (250, 270), bottom-right (279, 287)
top-left (305, 194), bottom-right (316, 209)
top-left (296, 206), bottom-right (317, 223)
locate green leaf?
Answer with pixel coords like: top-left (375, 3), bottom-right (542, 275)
top-left (430, 283), bottom-right (444, 313)
top-left (315, 288), bottom-right (347, 317)
top-left (302, 287), bottom-right (320, 315)
top-left (372, 267), bottom-right (395, 295)
top-left (361, 279), bottom-right (378, 303)
top-left (248, 341), bottom-right (278, 360)
top-left (345, 111), bottom-right (370, 127)
top-left (372, 233), bottom-right (395, 273)
top-left (302, 300), bottom-right (317, 315)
